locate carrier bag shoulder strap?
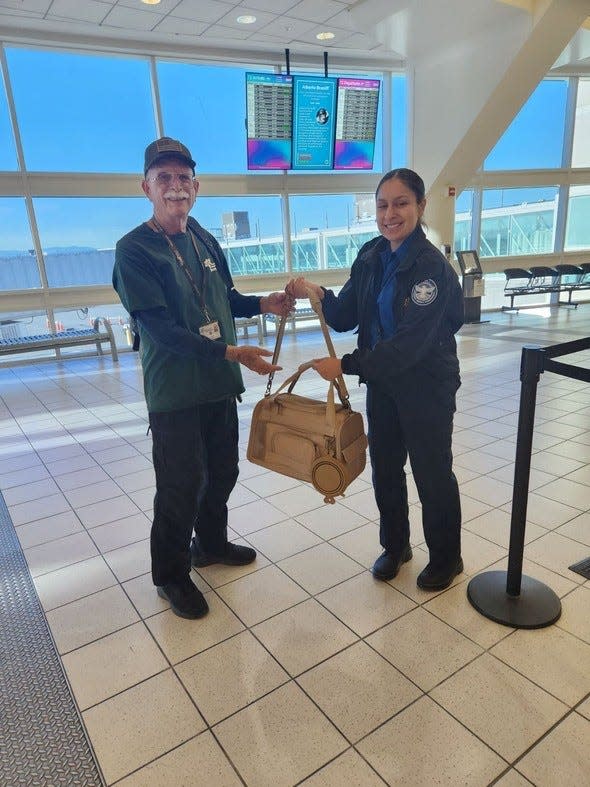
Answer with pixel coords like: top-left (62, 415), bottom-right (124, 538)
top-left (307, 288), bottom-right (350, 407)
top-left (273, 361), bottom-right (337, 435)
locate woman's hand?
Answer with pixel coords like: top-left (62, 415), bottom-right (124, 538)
top-left (260, 291), bottom-right (295, 317)
top-left (286, 277), bottom-right (324, 301)
top-left (312, 356), bottom-right (342, 381)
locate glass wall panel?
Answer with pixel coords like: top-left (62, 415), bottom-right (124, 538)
top-left (0, 197), bottom-right (40, 290)
top-left (0, 70), bottom-right (17, 170)
top-left (480, 187), bottom-right (558, 257)
top-left (572, 78), bottom-right (590, 167)
top-left (158, 62), bottom-right (258, 175)
top-left (454, 189), bottom-right (473, 252)
top-left (33, 197), bottom-right (148, 287)
top-left (289, 194), bottom-right (377, 271)
top-left (564, 185), bottom-right (590, 250)
top-left (6, 48), bottom-right (155, 172)
top-left (484, 79), bottom-right (567, 170)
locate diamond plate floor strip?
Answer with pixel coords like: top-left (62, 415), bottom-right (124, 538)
top-left (0, 492), bottom-right (104, 787)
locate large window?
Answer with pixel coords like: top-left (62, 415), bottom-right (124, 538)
top-left (572, 78), bottom-right (590, 168)
top-left (480, 187), bottom-right (559, 258)
top-left (0, 198), bottom-right (40, 290)
top-left (564, 185), bottom-right (590, 251)
top-left (0, 71), bottom-right (17, 171)
top-left (454, 190), bottom-right (473, 252)
top-left (484, 79), bottom-right (568, 170)
top-left (6, 48), bottom-right (156, 172)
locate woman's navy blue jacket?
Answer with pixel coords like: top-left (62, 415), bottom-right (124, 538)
top-left (322, 225), bottom-right (464, 401)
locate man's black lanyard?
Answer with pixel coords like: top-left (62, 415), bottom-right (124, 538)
top-left (149, 216), bottom-right (214, 324)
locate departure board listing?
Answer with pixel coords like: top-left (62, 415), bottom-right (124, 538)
top-left (246, 72), bottom-right (292, 169)
top-left (334, 77), bottom-right (380, 169)
top-left (292, 76), bottom-right (337, 170)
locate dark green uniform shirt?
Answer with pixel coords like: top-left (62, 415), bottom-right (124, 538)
top-left (113, 221), bottom-right (244, 412)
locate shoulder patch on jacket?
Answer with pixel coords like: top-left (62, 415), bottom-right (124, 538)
top-left (411, 279), bottom-right (438, 305)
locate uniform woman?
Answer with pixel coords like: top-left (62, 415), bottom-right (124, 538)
top-left (288, 168), bottom-right (464, 590)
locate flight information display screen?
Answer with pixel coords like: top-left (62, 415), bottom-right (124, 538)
top-left (333, 78), bottom-right (380, 170)
top-left (291, 75), bottom-right (337, 171)
top-left (246, 72), bottom-right (292, 170)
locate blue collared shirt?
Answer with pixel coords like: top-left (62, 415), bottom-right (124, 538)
top-left (371, 228), bottom-right (417, 346)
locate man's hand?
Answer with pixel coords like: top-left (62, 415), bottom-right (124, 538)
top-left (286, 277), bottom-right (323, 301)
top-left (312, 356), bottom-right (342, 381)
top-left (260, 291), bottom-right (295, 317)
top-left (225, 344), bottom-right (282, 375)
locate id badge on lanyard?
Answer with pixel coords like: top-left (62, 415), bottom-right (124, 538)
top-left (199, 321), bottom-right (221, 340)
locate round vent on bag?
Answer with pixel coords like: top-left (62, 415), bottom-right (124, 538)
top-left (311, 457), bottom-right (347, 504)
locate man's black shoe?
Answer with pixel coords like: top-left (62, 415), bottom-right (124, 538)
top-left (157, 577), bottom-right (209, 619)
top-left (372, 544), bottom-right (413, 581)
top-left (417, 557), bottom-right (464, 591)
top-left (191, 540), bottom-right (257, 568)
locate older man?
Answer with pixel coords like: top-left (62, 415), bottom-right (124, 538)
top-left (113, 137), bottom-right (293, 619)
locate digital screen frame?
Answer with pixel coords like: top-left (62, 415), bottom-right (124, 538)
top-left (291, 75), bottom-right (337, 171)
top-left (333, 77), bottom-right (380, 170)
top-left (245, 72), bottom-right (292, 170)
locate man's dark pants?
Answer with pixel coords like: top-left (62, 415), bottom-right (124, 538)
top-left (148, 398), bottom-right (239, 586)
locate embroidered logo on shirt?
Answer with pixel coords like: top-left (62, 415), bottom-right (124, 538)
top-left (203, 257), bottom-right (217, 272)
top-left (411, 279), bottom-right (438, 305)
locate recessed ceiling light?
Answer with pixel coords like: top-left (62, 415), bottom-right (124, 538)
top-left (237, 15), bottom-right (257, 24)
top-left (141, 0), bottom-right (161, 5)
top-left (316, 31), bottom-right (335, 40)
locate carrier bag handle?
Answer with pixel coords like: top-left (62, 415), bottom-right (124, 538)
top-left (273, 361), bottom-right (337, 435)
top-left (306, 288), bottom-right (350, 405)
top-left (264, 310), bottom-right (289, 397)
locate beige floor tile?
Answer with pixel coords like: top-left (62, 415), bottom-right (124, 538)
top-left (64, 478), bottom-right (125, 508)
top-left (295, 501), bottom-right (370, 539)
top-left (557, 585), bottom-right (590, 643)
top-left (228, 498), bottom-right (289, 535)
top-left (329, 522), bottom-right (380, 568)
top-left (489, 464), bottom-right (557, 491)
top-left (226, 481), bottom-right (259, 509)
top-left (9, 491), bottom-right (71, 526)
top-left (556, 510), bottom-right (590, 546)
top-left (367, 607), bottom-right (482, 691)
top-left (460, 476), bottom-right (514, 506)
top-left (2, 476), bottom-right (60, 506)
top-left (454, 449), bottom-right (510, 475)
top-left (62, 621), bottom-right (167, 709)
top-left (300, 749), bottom-right (384, 786)
top-left (103, 538), bottom-right (151, 582)
top-left (15, 509), bottom-right (84, 549)
top-left (128, 486), bottom-right (155, 511)
top-left (116, 732), bottom-right (242, 787)
top-left (514, 492), bottom-right (583, 530)
top-left (547, 441), bottom-right (590, 464)
top-left (192, 547), bottom-right (270, 588)
top-left (430, 653), bottom-right (568, 760)
top-left (245, 519), bottom-right (322, 561)
top-left (460, 529), bottom-right (507, 575)
top-left (463, 507), bottom-right (546, 549)
top-left (486, 556), bottom-right (581, 598)
top-left (146, 592), bottom-right (244, 664)
top-left (494, 768), bottom-right (541, 787)
top-left (33, 555), bottom-right (117, 611)
top-left (357, 696), bottom-right (505, 786)
top-left (424, 580), bottom-right (514, 649)
top-left (338, 487), bottom-right (380, 520)
top-left (24, 530), bottom-right (99, 577)
top-left (252, 598), bottom-right (358, 676)
top-left (77, 494), bottom-right (142, 528)
top-left (524, 531), bottom-right (589, 581)
top-left (491, 626), bottom-right (590, 705)
top-left (267, 484), bottom-right (329, 517)
top-left (83, 670), bottom-right (205, 785)
top-left (460, 494), bottom-right (494, 523)
top-left (114, 467), bottom-right (155, 494)
top-left (578, 696), bottom-right (590, 721)
top-left (0, 461), bottom-right (49, 489)
top-left (213, 682), bottom-right (347, 787)
top-left (46, 584), bottom-right (140, 654)
top-left (316, 571), bottom-right (416, 637)
top-left (533, 477), bottom-right (589, 511)
top-left (122, 571), bottom-right (210, 619)
top-left (240, 469), bottom-right (301, 496)
top-left (298, 641), bottom-right (421, 742)
top-left (531, 451), bottom-right (583, 477)
top-left (88, 511), bottom-right (150, 552)
top-left (54, 465), bottom-right (113, 491)
top-left (278, 542), bottom-right (364, 595)
top-left (565, 463), bottom-right (590, 486)
top-left (176, 630), bottom-right (289, 724)
top-left (516, 712), bottom-right (590, 787)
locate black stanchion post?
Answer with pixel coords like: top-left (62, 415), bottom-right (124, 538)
top-left (467, 345), bottom-right (562, 629)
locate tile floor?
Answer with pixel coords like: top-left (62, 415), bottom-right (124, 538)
top-left (1, 305), bottom-right (589, 786)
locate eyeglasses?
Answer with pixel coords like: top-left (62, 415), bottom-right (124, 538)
top-left (147, 172), bottom-right (195, 187)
